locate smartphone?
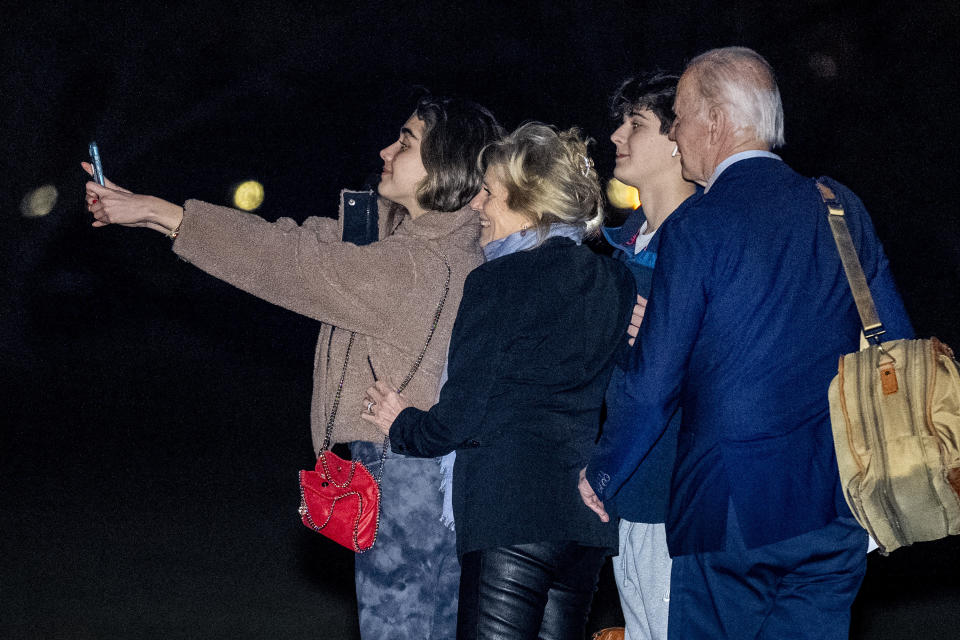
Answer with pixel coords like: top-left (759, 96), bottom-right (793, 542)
top-left (88, 141), bottom-right (105, 186)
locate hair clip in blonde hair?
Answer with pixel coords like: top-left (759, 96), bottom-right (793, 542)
top-left (579, 153), bottom-right (591, 177)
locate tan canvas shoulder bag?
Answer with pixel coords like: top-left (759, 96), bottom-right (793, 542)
top-left (819, 179), bottom-right (960, 554)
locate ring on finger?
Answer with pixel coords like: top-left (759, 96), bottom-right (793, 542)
top-left (365, 400), bottom-right (376, 414)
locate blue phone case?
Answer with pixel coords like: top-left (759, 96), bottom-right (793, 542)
top-left (88, 142), bottom-right (105, 186)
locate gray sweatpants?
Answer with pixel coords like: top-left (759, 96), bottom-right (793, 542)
top-left (351, 442), bottom-right (459, 640)
top-left (614, 520), bottom-right (672, 640)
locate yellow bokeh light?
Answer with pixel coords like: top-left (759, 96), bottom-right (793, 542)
top-left (232, 180), bottom-right (265, 211)
top-left (21, 184), bottom-right (59, 218)
top-left (606, 178), bottom-right (640, 210)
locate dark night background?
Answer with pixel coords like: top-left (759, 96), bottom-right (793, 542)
top-left (2, 1), bottom-right (958, 638)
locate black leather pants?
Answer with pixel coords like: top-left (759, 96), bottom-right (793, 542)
top-left (457, 541), bottom-right (608, 640)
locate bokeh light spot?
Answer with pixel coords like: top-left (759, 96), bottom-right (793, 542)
top-left (21, 184), bottom-right (59, 218)
top-left (606, 178), bottom-right (640, 210)
top-left (232, 180), bottom-right (265, 211)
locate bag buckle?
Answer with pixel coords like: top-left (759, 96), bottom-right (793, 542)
top-left (864, 324), bottom-right (886, 346)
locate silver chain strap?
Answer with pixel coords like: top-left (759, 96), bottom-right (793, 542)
top-left (320, 251), bottom-right (452, 483)
top-left (396, 252), bottom-right (451, 395)
top-left (321, 332), bottom-right (356, 452)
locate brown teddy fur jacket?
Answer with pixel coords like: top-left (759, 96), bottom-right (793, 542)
top-left (173, 194), bottom-right (483, 450)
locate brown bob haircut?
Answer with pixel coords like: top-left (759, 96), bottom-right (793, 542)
top-left (414, 95), bottom-right (503, 212)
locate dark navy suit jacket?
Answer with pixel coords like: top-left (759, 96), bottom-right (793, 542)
top-left (391, 237), bottom-right (635, 557)
top-left (599, 202), bottom-right (692, 523)
top-left (587, 157), bottom-right (913, 555)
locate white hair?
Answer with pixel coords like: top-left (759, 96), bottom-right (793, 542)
top-left (686, 47), bottom-right (786, 148)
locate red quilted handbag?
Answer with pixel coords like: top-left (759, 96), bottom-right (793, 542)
top-left (299, 451), bottom-right (381, 552)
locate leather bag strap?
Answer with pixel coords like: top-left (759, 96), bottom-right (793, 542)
top-left (816, 180), bottom-right (886, 344)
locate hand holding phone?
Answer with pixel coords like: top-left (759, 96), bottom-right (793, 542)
top-left (88, 141), bottom-right (105, 186)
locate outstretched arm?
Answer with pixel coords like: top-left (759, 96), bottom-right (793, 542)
top-left (80, 159), bottom-right (455, 343)
top-left (82, 162), bottom-right (183, 236)
top-left (170, 198), bottom-right (451, 342)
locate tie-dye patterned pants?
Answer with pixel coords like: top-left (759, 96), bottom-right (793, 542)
top-left (351, 441), bottom-right (460, 639)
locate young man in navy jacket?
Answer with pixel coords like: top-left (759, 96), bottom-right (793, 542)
top-left (599, 72), bottom-right (696, 640)
top-left (580, 47), bottom-right (913, 639)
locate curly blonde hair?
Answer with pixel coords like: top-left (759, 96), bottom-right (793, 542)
top-left (478, 122), bottom-right (604, 243)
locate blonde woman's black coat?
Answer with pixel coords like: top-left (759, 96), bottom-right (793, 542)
top-left (389, 236), bottom-right (636, 557)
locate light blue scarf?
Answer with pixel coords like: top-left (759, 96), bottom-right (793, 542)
top-left (437, 223), bottom-right (584, 530)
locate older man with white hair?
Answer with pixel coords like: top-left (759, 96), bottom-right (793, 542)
top-left (580, 47), bottom-right (913, 638)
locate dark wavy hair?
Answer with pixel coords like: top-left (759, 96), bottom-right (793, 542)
top-left (609, 71), bottom-right (681, 134)
top-left (414, 95), bottom-right (503, 212)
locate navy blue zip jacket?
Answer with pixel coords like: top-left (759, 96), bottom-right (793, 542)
top-left (598, 198), bottom-right (695, 523)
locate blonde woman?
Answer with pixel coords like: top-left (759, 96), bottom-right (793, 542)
top-left (363, 123), bottom-right (636, 640)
